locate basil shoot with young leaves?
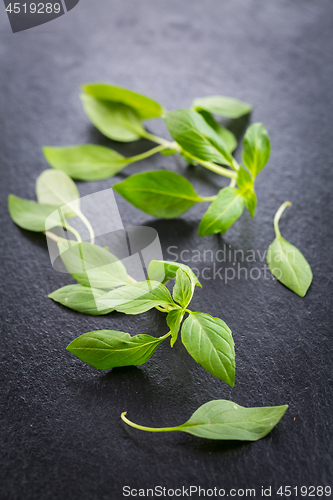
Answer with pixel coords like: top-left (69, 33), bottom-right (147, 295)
top-left (121, 400), bottom-right (288, 441)
top-left (67, 261), bottom-right (236, 387)
top-left (267, 202), bottom-right (313, 297)
top-left (43, 83), bottom-right (272, 236)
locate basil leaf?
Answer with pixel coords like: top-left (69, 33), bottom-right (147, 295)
top-left (181, 312), bottom-right (235, 386)
top-left (8, 195), bottom-right (63, 233)
top-left (242, 123), bottom-right (270, 177)
top-left (36, 169), bottom-right (80, 218)
top-left (97, 281), bottom-right (176, 315)
top-left (67, 330), bottom-right (165, 369)
top-left (237, 166), bottom-right (257, 217)
top-left (198, 187), bottom-right (245, 236)
top-left (82, 83), bottom-right (165, 119)
top-left (243, 189), bottom-right (257, 218)
top-left (198, 110), bottom-right (237, 153)
top-left (114, 170), bottom-right (202, 219)
top-left (267, 202), bottom-right (312, 297)
top-left (49, 284), bottom-right (113, 315)
top-left (167, 309), bottom-right (184, 347)
top-left (148, 260), bottom-right (201, 288)
top-left (267, 237), bottom-right (312, 297)
top-left (43, 145), bottom-right (128, 181)
top-left (173, 269), bottom-right (193, 308)
top-left (164, 110), bottom-right (234, 167)
top-left (58, 241), bottom-right (129, 289)
top-left (81, 94), bottom-right (145, 142)
top-left (193, 96), bottom-right (252, 119)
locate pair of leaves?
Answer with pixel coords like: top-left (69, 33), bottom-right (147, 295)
top-left (267, 202), bottom-right (312, 297)
top-left (81, 83), bottom-right (164, 142)
top-left (121, 399), bottom-right (288, 441)
top-left (66, 260), bottom-right (236, 386)
top-left (8, 169), bottom-right (80, 232)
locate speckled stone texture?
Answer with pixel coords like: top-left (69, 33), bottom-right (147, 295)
top-left (0, 1), bottom-right (332, 499)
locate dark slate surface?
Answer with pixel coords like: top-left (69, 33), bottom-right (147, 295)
top-left (1, 1), bottom-right (332, 499)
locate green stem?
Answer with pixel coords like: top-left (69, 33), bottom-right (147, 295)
top-left (200, 195), bottom-right (217, 202)
top-left (121, 411), bottom-right (181, 433)
top-left (274, 201), bottom-right (292, 238)
top-left (142, 132), bottom-right (179, 150)
top-left (193, 158), bottom-right (237, 179)
top-left (229, 177), bottom-right (237, 188)
top-left (77, 210), bottom-right (95, 245)
top-left (64, 223), bottom-right (82, 243)
top-left (126, 144), bottom-right (168, 164)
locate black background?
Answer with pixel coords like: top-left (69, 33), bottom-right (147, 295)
top-left (1, 1), bottom-right (333, 499)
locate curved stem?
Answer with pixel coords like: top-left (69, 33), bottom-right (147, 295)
top-left (274, 201), bottom-right (292, 238)
top-left (44, 231), bottom-right (61, 243)
top-left (77, 210), bottom-right (95, 245)
top-left (194, 158), bottom-right (237, 179)
top-left (142, 132), bottom-right (180, 150)
top-left (121, 411), bottom-right (180, 433)
top-left (126, 144), bottom-right (168, 164)
top-left (64, 222), bottom-right (82, 243)
top-left (229, 177), bottom-right (237, 188)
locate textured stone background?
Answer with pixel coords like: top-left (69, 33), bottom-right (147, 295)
top-left (0, 1), bottom-right (332, 498)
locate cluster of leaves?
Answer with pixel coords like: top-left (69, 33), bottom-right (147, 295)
top-left (43, 83), bottom-right (271, 237)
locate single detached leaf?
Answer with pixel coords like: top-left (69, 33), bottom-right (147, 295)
top-left (267, 237), bottom-right (312, 297)
top-left (81, 94), bottom-right (145, 142)
top-left (173, 268), bottom-right (193, 308)
top-left (82, 83), bottom-right (165, 120)
top-left (164, 110), bottom-right (234, 167)
top-left (122, 400), bottom-right (288, 440)
top-left (114, 170), bottom-right (202, 219)
top-left (58, 240), bottom-right (129, 289)
top-left (67, 330), bottom-right (165, 369)
top-left (8, 195), bottom-right (63, 233)
top-left (181, 312), bottom-right (235, 386)
top-left (198, 110), bottom-right (237, 153)
top-left (242, 123), bottom-right (270, 177)
top-left (148, 260), bottom-right (201, 288)
top-left (97, 281), bottom-right (176, 315)
top-left (267, 202), bottom-right (312, 297)
top-left (199, 187), bottom-right (245, 237)
top-left (167, 309), bottom-right (184, 347)
top-left (193, 96), bottom-right (252, 119)
top-left (43, 145), bottom-right (128, 181)
top-left (49, 284), bottom-right (113, 315)
top-left (36, 169), bottom-right (80, 217)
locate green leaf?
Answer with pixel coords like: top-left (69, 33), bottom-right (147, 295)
top-left (97, 281), bottom-right (176, 315)
top-left (164, 110), bottom-right (234, 167)
top-left (237, 166), bottom-right (257, 217)
top-left (43, 145), bottom-right (128, 181)
top-left (35, 169), bottom-right (80, 218)
top-left (181, 312), bottom-right (235, 386)
top-left (198, 187), bottom-right (245, 236)
top-left (67, 330), bottom-right (165, 369)
top-left (173, 269), bottom-right (193, 308)
top-left (167, 309), bottom-right (184, 347)
top-left (58, 240), bottom-right (129, 289)
top-left (82, 83), bottom-right (165, 120)
top-left (193, 96), bottom-right (252, 119)
top-left (8, 195), bottom-right (64, 233)
top-left (242, 123), bottom-right (270, 177)
top-left (148, 260), bottom-right (201, 288)
top-left (114, 170), bottom-right (202, 219)
top-left (267, 202), bottom-right (312, 297)
top-left (49, 284), bottom-right (113, 315)
top-left (198, 110), bottom-right (237, 153)
top-left (81, 94), bottom-right (145, 142)
top-left (122, 400), bottom-right (288, 440)
top-left (243, 189), bottom-right (257, 218)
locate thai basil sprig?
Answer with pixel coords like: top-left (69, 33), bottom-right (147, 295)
top-left (66, 259), bottom-right (236, 387)
top-left (42, 83), bottom-right (271, 237)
